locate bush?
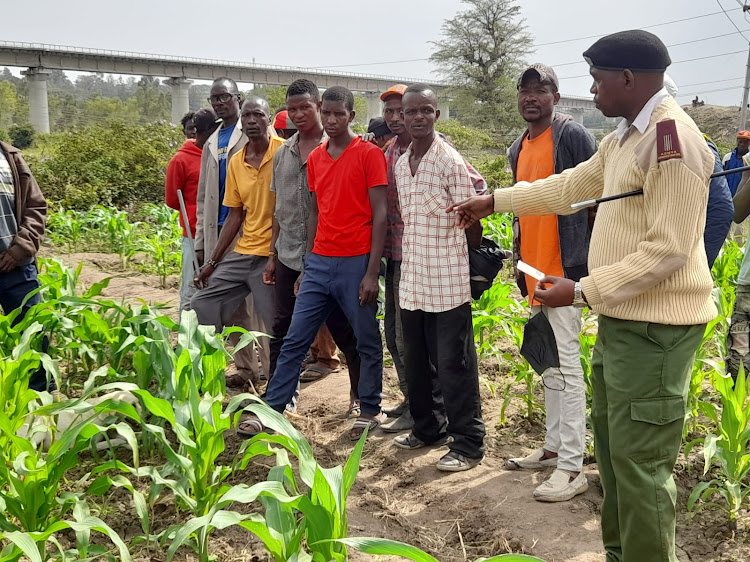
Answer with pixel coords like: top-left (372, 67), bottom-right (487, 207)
top-left (25, 121), bottom-right (183, 210)
top-left (469, 153), bottom-right (513, 192)
top-left (8, 124), bottom-right (35, 149)
top-left (436, 119), bottom-right (499, 155)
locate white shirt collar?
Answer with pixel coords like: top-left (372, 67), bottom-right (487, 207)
top-left (615, 88), bottom-right (670, 141)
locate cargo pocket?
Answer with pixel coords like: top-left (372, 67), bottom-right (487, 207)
top-left (628, 395), bottom-right (686, 463)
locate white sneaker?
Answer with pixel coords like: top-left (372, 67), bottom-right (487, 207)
top-left (533, 469), bottom-right (588, 502)
top-left (504, 448), bottom-right (559, 470)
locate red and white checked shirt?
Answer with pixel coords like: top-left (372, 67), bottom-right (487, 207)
top-left (396, 136), bottom-right (474, 312)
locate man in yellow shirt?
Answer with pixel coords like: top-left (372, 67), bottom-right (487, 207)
top-left (192, 96), bottom-right (282, 348)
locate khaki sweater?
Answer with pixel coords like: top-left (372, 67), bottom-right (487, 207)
top-left (494, 97), bottom-right (717, 325)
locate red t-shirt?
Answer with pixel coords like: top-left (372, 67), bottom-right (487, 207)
top-left (307, 136), bottom-right (387, 257)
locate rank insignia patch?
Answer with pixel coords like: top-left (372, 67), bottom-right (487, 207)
top-left (656, 119), bottom-right (682, 162)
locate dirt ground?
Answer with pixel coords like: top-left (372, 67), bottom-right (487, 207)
top-left (40, 251), bottom-right (750, 562)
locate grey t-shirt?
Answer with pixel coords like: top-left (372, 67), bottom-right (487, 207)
top-left (0, 150), bottom-right (17, 254)
top-left (270, 132), bottom-right (326, 272)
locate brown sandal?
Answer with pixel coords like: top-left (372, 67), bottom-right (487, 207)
top-left (347, 411), bottom-right (387, 441)
top-left (299, 365), bottom-right (337, 382)
top-left (237, 417), bottom-right (272, 438)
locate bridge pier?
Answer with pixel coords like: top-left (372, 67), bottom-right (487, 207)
top-left (438, 98), bottom-right (450, 120)
top-left (365, 92), bottom-right (382, 124)
top-left (22, 67), bottom-right (50, 134)
top-left (166, 77), bottom-right (192, 125)
top-left (567, 107), bottom-right (585, 125)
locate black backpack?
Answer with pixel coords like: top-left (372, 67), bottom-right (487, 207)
top-left (469, 237), bottom-right (511, 299)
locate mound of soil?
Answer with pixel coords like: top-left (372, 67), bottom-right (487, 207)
top-left (683, 104), bottom-right (742, 145)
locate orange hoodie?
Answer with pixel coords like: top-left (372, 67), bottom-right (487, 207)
top-left (165, 139), bottom-right (202, 237)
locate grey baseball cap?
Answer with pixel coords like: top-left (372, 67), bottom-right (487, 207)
top-left (517, 64), bottom-right (560, 91)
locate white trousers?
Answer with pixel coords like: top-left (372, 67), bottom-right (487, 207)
top-left (531, 304), bottom-right (586, 472)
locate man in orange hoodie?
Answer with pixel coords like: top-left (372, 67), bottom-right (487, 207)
top-left (165, 108), bottom-right (219, 312)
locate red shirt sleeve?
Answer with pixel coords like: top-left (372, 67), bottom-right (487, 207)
top-left (165, 156), bottom-right (184, 211)
top-left (363, 144), bottom-right (388, 188)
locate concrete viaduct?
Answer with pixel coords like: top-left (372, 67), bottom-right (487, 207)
top-left (0, 41), bottom-right (599, 133)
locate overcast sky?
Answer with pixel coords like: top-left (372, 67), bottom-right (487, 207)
top-left (2, 0), bottom-right (750, 106)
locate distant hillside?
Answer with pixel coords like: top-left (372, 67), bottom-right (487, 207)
top-left (683, 103), bottom-right (741, 145)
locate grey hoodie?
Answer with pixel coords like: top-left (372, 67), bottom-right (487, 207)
top-left (507, 112), bottom-right (597, 296)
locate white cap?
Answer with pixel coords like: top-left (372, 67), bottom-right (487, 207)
top-left (663, 74), bottom-right (678, 98)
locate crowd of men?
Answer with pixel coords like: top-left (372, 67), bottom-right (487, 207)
top-left (5, 27), bottom-right (750, 562)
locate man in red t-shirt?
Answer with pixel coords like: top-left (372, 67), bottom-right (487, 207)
top-left (257, 86), bottom-right (388, 439)
top-left (165, 108), bottom-right (219, 312)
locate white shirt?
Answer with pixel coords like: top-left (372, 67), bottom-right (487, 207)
top-left (615, 88), bottom-right (670, 142)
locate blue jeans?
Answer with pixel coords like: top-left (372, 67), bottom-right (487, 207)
top-left (265, 253), bottom-right (383, 415)
top-left (0, 263), bottom-right (51, 391)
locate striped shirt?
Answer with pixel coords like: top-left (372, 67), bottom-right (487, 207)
top-left (0, 150), bottom-right (17, 254)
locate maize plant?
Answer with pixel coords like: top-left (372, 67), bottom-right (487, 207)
top-left (47, 206), bottom-right (184, 278)
top-left (90, 387), bottom-right (295, 561)
top-left (685, 366), bottom-right (750, 527)
top-left (45, 208), bottom-right (86, 254)
top-left (0, 349), bottom-right (136, 561)
top-left (482, 213), bottom-right (514, 251)
top-left (329, 538), bottom-right (545, 562)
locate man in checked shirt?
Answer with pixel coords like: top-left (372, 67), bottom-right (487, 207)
top-left (392, 84), bottom-right (485, 471)
top-left (379, 83), bottom-right (487, 433)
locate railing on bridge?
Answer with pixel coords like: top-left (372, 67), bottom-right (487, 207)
top-left (0, 40), bottom-right (443, 86)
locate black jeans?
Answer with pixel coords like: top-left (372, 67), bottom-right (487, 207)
top-left (0, 263), bottom-right (52, 391)
top-left (269, 259), bottom-right (361, 400)
top-left (401, 303), bottom-right (485, 458)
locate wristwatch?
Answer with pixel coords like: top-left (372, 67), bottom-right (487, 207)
top-left (573, 281), bottom-right (587, 308)
top-left (207, 258), bottom-right (219, 268)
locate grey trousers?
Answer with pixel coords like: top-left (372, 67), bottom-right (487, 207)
top-left (384, 258), bottom-right (408, 397)
top-left (191, 251), bottom-right (276, 365)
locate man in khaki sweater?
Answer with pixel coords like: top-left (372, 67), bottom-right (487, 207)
top-left (450, 31), bottom-right (716, 562)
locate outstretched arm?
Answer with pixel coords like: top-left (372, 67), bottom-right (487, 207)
top-left (448, 147), bottom-right (606, 228)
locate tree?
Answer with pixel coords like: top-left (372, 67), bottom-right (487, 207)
top-left (84, 95), bottom-right (140, 124)
top-left (429, 0), bottom-right (532, 132)
top-left (132, 76), bottom-right (171, 123)
top-left (247, 85), bottom-right (289, 113)
top-left (0, 81), bottom-right (18, 130)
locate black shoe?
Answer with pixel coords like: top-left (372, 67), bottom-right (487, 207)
top-left (393, 432), bottom-right (450, 450)
top-left (381, 410), bottom-right (414, 433)
top-left (436, 451), bottom-right (483, 472)
top-left (383, 400), bottom-right (407, 417)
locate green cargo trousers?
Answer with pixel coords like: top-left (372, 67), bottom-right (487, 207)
top-left (592, 315), bottom-right (704, 562)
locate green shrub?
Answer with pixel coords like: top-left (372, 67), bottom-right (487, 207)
top-left (436, 119), bottom-right (499, 154)
top-left (469, 154), bottom-right (513, 192)
top-left (25, 122), bottom-right (182, 210)
top-left (8, 124), bottom-right (35, 149)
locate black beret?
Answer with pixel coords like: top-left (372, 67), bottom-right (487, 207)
top-left (583, 30), bottom-right (671, 72)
